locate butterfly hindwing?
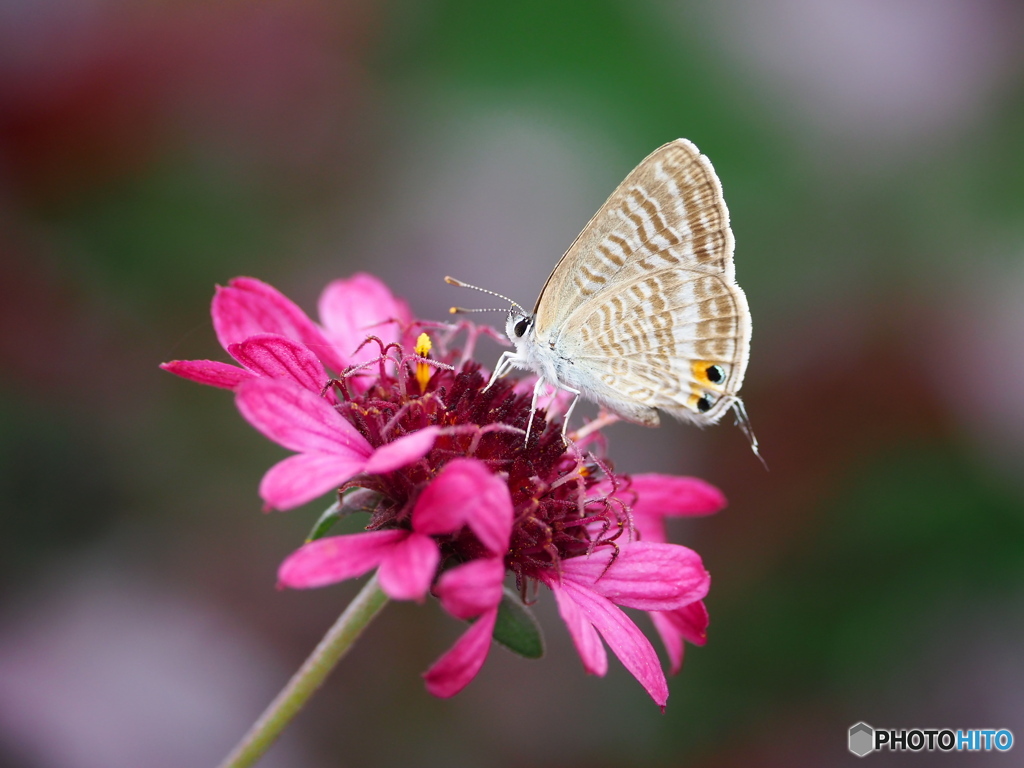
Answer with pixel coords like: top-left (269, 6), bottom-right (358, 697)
top-left (557, 266), bottom-right (750, 424)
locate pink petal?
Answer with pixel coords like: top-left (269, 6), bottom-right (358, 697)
top-left (559, 579), bottom-right (669, 707)
top-left (377, 532), bottom-right (439, 602)
top-left (259, 452), bottom-right (368, 511)
top-left (662, 600), bottom-right (709, 646)
top-left (548, 578), bottom-right (607, 677)
top-left (212, 278), bottom-right (344, 371)
top-left (228, 334), bottom-right (329, 393)
top-left (650, 612), bottom-right (685, 675)
top-left (649, 602), bottom-right (708, 676)
top-left (587, 475), bottom-right (726, 543)
top-left (278, 530), bottom-right (407, 589)
top-left (412, 458), bottom-right (513, 554)
top-left (422, 607), bottom-right (497, 698)
top-left (235, 378), bottom-right (371, 456)
top-left (364, 426), bottom-right (440, 474)
top-left (630, 474), bottom-right (726, 518)
top-left (436, 558), bottom-right (505, 619)
top-left (317, 273), bottom-right (412, 365)
top-left (160, 359), bottom-right (254, 390)
top-left (562, 542), bottom-right (710, 611)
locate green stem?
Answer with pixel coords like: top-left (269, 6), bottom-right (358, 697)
top-left (217, 574), bottom-right (389, 768)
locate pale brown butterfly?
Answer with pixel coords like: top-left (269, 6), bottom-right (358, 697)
top-left (448, 138), bottom-right (759, 457)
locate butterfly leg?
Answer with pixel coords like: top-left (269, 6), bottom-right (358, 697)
top-left (523, 378), bottom-right (545, 445)
top-left (558, 386), bottom-right (581, 442)
top-left (484, 352), bottom-right (515, 392)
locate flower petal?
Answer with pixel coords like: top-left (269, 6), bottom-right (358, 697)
top-left (559, 579), bottom-right (669, 707)
top-left (278, 530), bottom-right (407, 589)
top-left (412, 458), bottom-right (513, 554)
top-left (228, 334), bottom-right (329, 393)
top-left (377, 532), bottom-right (439, 601)
top-left (422, 607), bottom-right (498, 698)
top-left (160, 359), bottom-right (254, 390)
top-left (212, 277), bottom-right (343, 371)
top-left (235, 378), bottom-right (371, 456)
top-left (648, 602), bottom-right (708, 676)
top-left (435, 557), bottom-right (505, 620)
top-left (548, 578), bottom-right (607, 677)
top-left (650, 612), bottom-right (685, 676)
top-left (317, 273), bottom-right (412, 365)
top-left (630, 474), bottom-right (726, 519)
top-left (259, 452), bottom-right (368, 511)
top-left (561, 542), bottom-right (709, 611)
top-left (662, 600), bottom-right (709, 647)
top-left (588, 475), bottom-right (725, 543)
top-left (364, 426), bottom-right (440, 474)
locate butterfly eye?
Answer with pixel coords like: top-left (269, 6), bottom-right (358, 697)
top-left (705, 364), bottom-right (725, 384)
top-left (514, 318), bottom-right (530, 337)
top-left (697, 393), bottom-right (715, 413)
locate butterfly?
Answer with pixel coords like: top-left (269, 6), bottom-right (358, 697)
top-left (448, 138), bottom-right (758, 456)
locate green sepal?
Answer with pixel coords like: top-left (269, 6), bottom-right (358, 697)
top-left (306, 489), bottom-right (382, 542)
top-left (491, 587), bottom-right (544, 659)
top-left (307, 501), bottom-right (342, 542)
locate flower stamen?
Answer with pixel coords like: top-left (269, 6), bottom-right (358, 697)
top-left (414, 332), bottom-right (433, 392)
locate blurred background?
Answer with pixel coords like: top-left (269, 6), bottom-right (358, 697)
top-left (2, 0), bottom-right (1024, 765)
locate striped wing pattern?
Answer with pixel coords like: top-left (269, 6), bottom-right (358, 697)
top-left (535, 139), bottom-right (750, 424)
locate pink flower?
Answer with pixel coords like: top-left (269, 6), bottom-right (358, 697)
top-left (163, 273), bottom-right (724, 706)
top-left (161, 274), bottom-right (411, 391)
top-left (626, 474), bottom-right (727, 539)
top-left (280, 458), bottom-right (510, 600)
top-left (649, 601), bottom-right (711, 675)
top-left (316, 273), bottom-right (413, 375)
top-left (281, 459), bottom-right (513, 697)
top-left (234, 376), bottom-right (440, 510)
top-left (628, 474), bottom-right (723, 674)
top-left (422, 557), bottom-right (505, 696)
top-left (541, 541), bottom-right (709, 707)
top-left (590, 473), bottom-right (725, 674)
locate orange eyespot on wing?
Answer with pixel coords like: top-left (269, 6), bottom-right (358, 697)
top-left (685, 361), bottom-right (728, 414)
top-left (691, 360), bottom-right (726, 389)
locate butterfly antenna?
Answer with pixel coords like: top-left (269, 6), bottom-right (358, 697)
top-left (732, 399), bottom-right (768, 470)
top-left (449, 306), bottom-right (506, 315)
top-left (445, 276), bottom-right (526, 314)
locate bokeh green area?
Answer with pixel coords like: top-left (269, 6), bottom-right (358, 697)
top-left (2, 1), bottom-right (1023, 766)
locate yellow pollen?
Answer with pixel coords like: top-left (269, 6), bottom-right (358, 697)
top-left (415, 332), bottom-right (432, 391)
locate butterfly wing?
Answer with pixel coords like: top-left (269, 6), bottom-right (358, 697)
top-left (534, 138), bottom-right (750, 425)
top-left (533, 138), bottom-right (736, 328)
top-left (558, 266), bottom-right (750, 425)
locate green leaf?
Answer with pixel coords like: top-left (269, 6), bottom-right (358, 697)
top-left (491, 587), bottom-right (544, 659)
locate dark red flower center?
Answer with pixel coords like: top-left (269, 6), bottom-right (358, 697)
top-left (331, 335), bottom-right (631, 584)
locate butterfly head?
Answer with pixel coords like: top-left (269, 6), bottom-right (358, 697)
top-left (505, 309), bottom-right (535, 351)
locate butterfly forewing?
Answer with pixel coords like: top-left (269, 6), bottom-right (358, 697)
top-left (533, 139), bottom-right (736, 331)
top-left (533, 138), bottom-right (750, 425)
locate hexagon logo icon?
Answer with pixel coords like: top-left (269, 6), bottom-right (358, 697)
top-left (849, 722), bottom-right (875, 757)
